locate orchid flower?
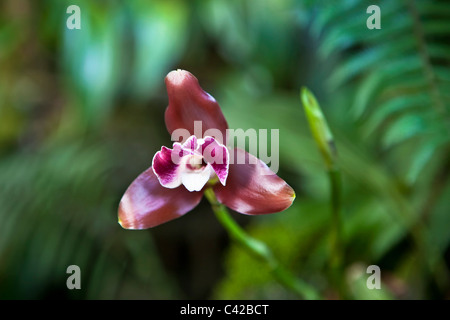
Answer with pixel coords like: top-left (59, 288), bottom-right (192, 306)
top-left (118, 70), bottom-right (295, 229)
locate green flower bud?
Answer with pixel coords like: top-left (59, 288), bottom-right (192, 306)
top-left (301, 87), bottom-right (337, 169)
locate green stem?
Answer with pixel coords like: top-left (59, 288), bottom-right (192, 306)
top-left (329, 168), bottom-right (342, 266)
top-left (327, 167), bottom-right (348, 298)
top-left (204, 188), bottom-right (321, 300)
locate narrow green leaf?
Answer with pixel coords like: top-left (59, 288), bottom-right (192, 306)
top-left (423, 20), bottom-right (450, 36)
top-left (406, 138), bottom-right (440, 185)
top-left (351, 57), bottom-right (422, 119)
top-left (363, 93), bottom-right (429, 137)
top-left (382, 114), bottom-right (425, 148)
top-left (329, 38), bottom-right (415, 88)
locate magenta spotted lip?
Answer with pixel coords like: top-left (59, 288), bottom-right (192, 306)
top-left (152, 135), bottom-right (229, 192)
top-left (118, 70), bottom-right (295, 229)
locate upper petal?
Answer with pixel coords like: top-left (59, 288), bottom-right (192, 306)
top-left (164, 70), bottom-right (228, 144)
top-left (182, 135), bottom-right (199, 152)
top-left (213, 148), bottom-right (295, 215)
top-left (118, 167), bottom-right (203, 229)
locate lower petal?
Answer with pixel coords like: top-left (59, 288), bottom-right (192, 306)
top-left (181, 165), bottom-right (213, 192)
top-left (118, 167), bottom-right (203, 229)
top-left (213, 148), bottom-right (295, 215)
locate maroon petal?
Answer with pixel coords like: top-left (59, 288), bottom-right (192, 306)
top-left (164, 70), bottom-right (228, 144)
top-left (213, 148), bottom-right (295, 215)
top-left (201, 136), bottom-right (229, 186)
top-left (118, 167), bottom-right (203, 229)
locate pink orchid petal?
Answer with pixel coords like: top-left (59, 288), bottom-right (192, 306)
top-left (152, 146), bottom-right (183, 188)
top-left (164, 70), bottom-right (228, 144)
top-left (201, 137), bottom-right (229, 186)
top-left (182, 135), bottom-right (198, 152)
top-left (213, 148), bottom-right (295, 215)
top-left (118, 167), bottom-right (203, 229)
top-left (181, 165), bottom-right (214, 192)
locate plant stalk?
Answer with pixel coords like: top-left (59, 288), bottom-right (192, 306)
top-left (204, 188), bottom-right (321, 300)
top-left (327, 166), bottom-right (348, 298)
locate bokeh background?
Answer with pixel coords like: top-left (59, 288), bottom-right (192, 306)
top-left (1, 0), bottom-right (449, 299)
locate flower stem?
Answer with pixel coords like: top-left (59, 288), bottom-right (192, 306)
top-left (204, 188), bottom-right (321, 300)
top-left (329, 168), bottom-right (342, 265)
top-left (328, 166), bottom-right (348, 298)
top-left (301, 87), bottom-right (348, 298)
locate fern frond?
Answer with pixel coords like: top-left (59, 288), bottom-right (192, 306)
top-left (307, 0), bottom-right (450, 185)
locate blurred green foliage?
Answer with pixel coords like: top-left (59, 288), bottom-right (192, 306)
top-left (0, 0), bottom-right (449, 299)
